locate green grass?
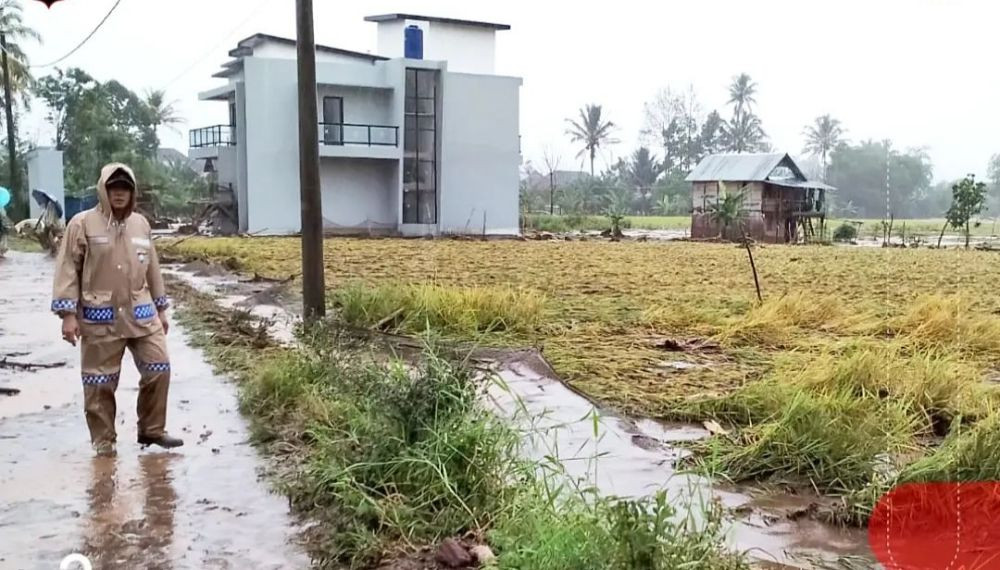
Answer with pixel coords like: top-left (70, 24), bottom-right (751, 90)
top-left (521, 214), bottom-right (689, 233)
top-left (333, 281), bottom-right (546, 338)
top-left (173, 282), bottom-right (747, 569)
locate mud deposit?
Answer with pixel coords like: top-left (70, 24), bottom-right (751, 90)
top-left (0, 252), bottom-right (309, 569)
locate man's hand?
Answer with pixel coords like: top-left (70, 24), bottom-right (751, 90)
top-left (61, 314), bottom-right (80, 346)
top-left (159, 311), bottom-right (170, 336)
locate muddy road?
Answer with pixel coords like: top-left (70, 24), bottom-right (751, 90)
top-left (0, 252), bottom-right (309, 570)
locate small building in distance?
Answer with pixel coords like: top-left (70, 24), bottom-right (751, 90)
top-left (686, 152), bottom-right (834, 243)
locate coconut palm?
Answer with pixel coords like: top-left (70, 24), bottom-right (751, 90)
top-left (728, 73), bottom-right (758, 117)
top-left (802, 114), bottom-right (845, 182)
top-left (722, 111), bottom-right (766, 154)
top-left (566, 104), bottom-right (618, 177)
top-left (145, 89), bottom-right (184, 137)
top-left (0, 0), bottom-right (41, 106)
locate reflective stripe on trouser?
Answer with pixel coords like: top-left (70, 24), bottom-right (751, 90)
top-left (81, 330), bottom-right (171, 447)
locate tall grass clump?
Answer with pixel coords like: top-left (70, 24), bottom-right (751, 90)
top-left (692, 383), bottom-right (919, 493)
top-left (245, 333), bottom-right (522, 566)
top-left (716, 292), bottom-right (852, 347)
top-left (888, 295), bottom-right (1000, 355)
top-left (787, 343), bottom-right (995, 432)
top-left (333, 281), bottom-right (546, 337)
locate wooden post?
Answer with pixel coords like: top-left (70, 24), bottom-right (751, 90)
top-left (296, 0), bottom-right (326, 319)
top-left (740, 221), bottom-right (763, 304)
top-left (1, 33), bottom-right (20, 219)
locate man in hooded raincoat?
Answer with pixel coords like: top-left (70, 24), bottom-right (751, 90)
top-left (51, 163), bottom-right (184, 456)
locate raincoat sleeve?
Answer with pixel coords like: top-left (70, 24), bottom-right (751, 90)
top-left (147, 232), bottom-right (169, 312)
top-left (51, 219), bottom-right (85, 317)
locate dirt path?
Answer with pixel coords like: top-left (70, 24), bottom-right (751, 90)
top-left (0, 252), bottom-right (310, 570)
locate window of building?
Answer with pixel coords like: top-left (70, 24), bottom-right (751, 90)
top-left (403, 68), bottom-right (438, 224)
top-left (323, 96), bottom-right (344, 145)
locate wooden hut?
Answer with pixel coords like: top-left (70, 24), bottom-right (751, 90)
top-left (686, 153), bottom-right (834, 243)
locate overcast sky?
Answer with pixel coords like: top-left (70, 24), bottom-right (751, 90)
top-left (17, 0), bottom-right (999, 183)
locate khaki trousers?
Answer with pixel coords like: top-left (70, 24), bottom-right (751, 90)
top-left (81, 330), bottom-right (171, 448)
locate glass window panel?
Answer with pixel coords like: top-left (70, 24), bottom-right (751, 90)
top-left (418, 116), bottom-right (435, 130)
top-left (417, 97), bottom-right (435, 115)
top-left (403, 158), bottom-right (417, 184)
top-left (403, 190), bottom-right (419, 224)
top-left (418, 191), bottom-right (437, 224)
top-left (418, 161), bottom-right (436, 189)
top-left (417, 130), bottom-right (435, 157)
top-left (416, 70), bottom-right (435, 98)
top-left (405, 69), bottom-right (416, 96)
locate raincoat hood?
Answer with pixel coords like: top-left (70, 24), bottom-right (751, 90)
top-left (96, 163), bottom-right (138, 218)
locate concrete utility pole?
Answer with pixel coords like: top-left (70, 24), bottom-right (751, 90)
top-left (1, 32), bottom-right (21, 219)
top-left (295, 0), bottom-right (325, 319)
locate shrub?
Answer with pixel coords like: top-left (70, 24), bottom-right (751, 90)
top-left (833, 222), bottom-right (859, 242)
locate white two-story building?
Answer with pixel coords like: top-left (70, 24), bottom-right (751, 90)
top-left (189, 13), bottom-right (522, 236)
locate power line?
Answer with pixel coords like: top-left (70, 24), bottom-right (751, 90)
top-left (30, 0), bottom-right (125, 68)
top-left (159, 0), bottom-right (276, 91)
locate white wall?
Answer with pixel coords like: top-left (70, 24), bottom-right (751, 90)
top-left (376, 20), bottom-right (406, 58)
top-left (242, 57), bottom-right (302, 234)
top-left (320, 158), bottom-right (397, 232)
top-left (316, 85), bottom-right (395, 129)
top-left (425, 22), bottom-right (496, 74)
top-left (375, 20), bottom-right (496, 74)
top-left (25, 148), bottom-right (65, 220)
top-left (438, 72), bottom-right (521, 235)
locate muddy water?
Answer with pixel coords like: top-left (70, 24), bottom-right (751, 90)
top-left (167, 265), bottom-right (875, 569)
top-left (484, 353), bottom-right (873, 568)
top-left (0, 252), bottom-right (309, 569)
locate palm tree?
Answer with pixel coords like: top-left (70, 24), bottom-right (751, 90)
top-left (145, 89), bottom-right (183, 138)
top-left (0, 0), bottom-right (41, 105)
top-left (566, 104), bottom-right (618, 177)
top-left (728, 73), bottom-right (758, 117)
top-left (710, 187), bottom-right (746, 239)
top-left (625, 147), bottom-right (662, 214)
top-left (722, 111), bottom-right (766, 154)
top-left (802, 114), bottom-right (845, 182)
top-left (723, 73), bottom-right (767, 153)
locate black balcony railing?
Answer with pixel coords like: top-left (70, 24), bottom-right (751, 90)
top-left (319, 123), bottom-right (399, 147)
top-left (189, 125), bottom-right (235, 148)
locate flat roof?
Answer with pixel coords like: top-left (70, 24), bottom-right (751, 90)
top-left (229, 33), bottom-right (388, 61)
top-left (364, 13), bottom-right (511, 31)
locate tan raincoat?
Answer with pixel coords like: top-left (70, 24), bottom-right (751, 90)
top-left (52, 163), bottom-right (172, 450)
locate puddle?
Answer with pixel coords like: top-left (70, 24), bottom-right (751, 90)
top-left (481, 352), bottom-right (872, 567)
top-left (0, 252), bottom-right (309, 569)
top-left (168, 261), bottom-right (874, 568)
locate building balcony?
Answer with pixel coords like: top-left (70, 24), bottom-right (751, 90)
top-left (319, 122), bottom-right (401, 160)
top-left (189, 125), bottom-right (235, 159)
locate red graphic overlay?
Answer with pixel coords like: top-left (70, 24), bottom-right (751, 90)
top-left (869, 482), bottom-right (1000, 569)
top-left (34, 0), bottom-right (66, 7)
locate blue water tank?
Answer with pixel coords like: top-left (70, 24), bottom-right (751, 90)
top-left (404, 25), bottom-right (423, 59)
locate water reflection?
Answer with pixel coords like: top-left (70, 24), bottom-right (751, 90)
top-left (80, 453), bottom-right (178, 569)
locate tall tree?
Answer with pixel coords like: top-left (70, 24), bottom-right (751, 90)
top-left (699, 110), bottom-right (725, 157)
top-left (0, 0), bottom-right (40, 103)
top-left (728, 73), bottom-right (758, 117)
top-left (566, 104), bottom-right (618, 176)
top-left (144, 88), bottom-right (183, 143)
top-left (0, 0), bottom-right (40, 218)
top-left (542, 148), bottom-right (561, 215)
top-left (802, 114), bottom-right (845, 182)
top-left (624, 147), bottom-right (663, 214)
top-left (722, 73), bottom-right (767, 153)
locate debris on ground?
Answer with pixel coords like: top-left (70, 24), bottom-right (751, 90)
top-left (435, 538), bottom-right (474, 568)
top-left (0, 357), bottom-right (67, 371)
top-left (1, 386), bottom-right (21, 396)
top-left (649, 337), bottom-right (721, 352)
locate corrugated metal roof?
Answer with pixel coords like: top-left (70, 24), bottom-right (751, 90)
top-left (685, 153), bottom-right (789, 182)
top-left (768, 179), bottom-right (837, 192)
top-left (686, 152), bottom-right (836, 191)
